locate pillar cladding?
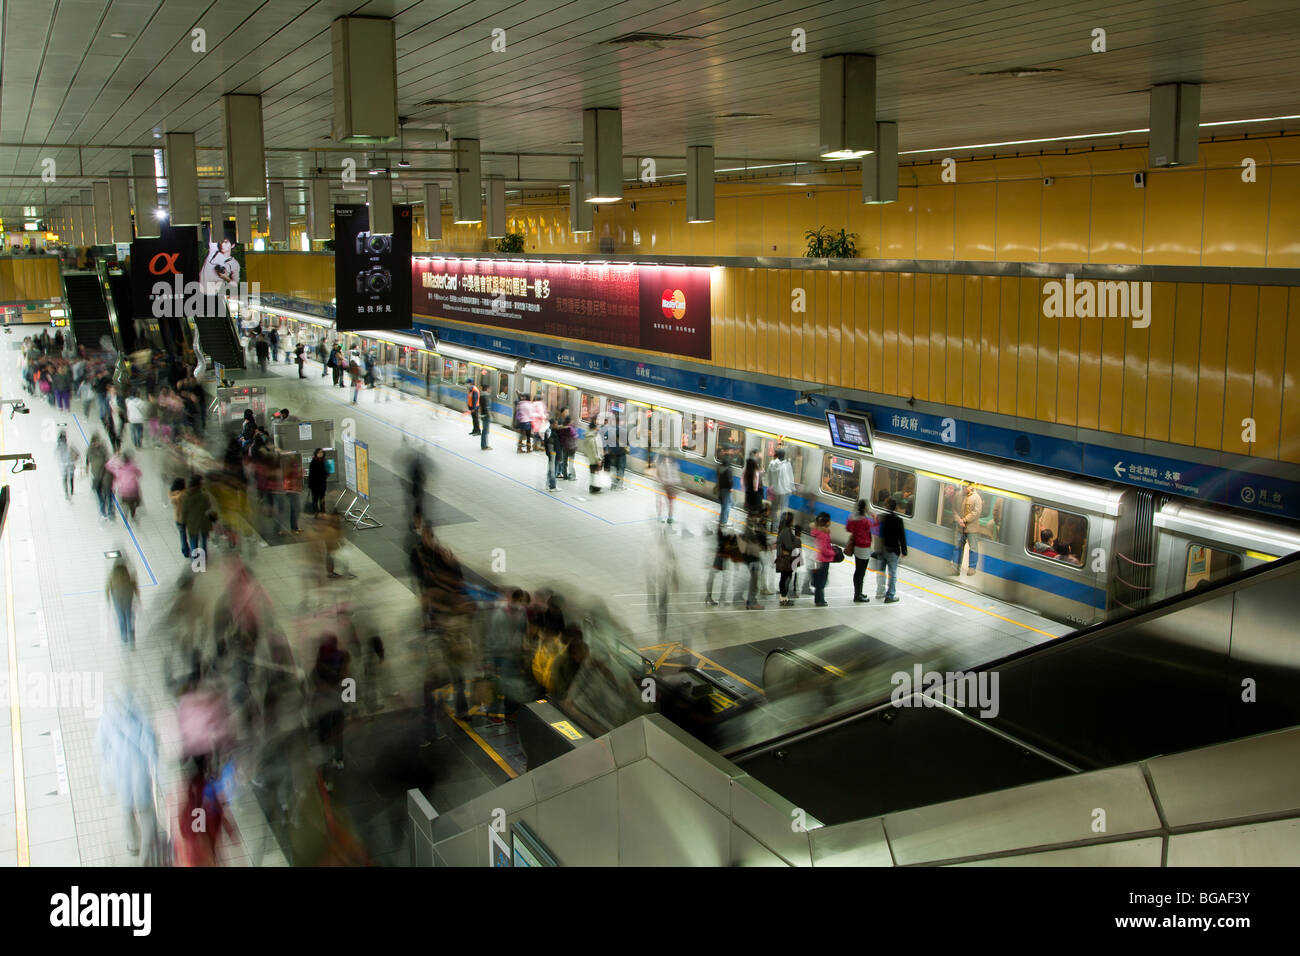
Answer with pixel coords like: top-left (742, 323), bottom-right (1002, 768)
top-left (862, 121), bottom-right (898, 204)
top-left (132, 153), bottom-right (159, 238)
top-left (331, 16), bottom-right (399, 144)
top-left (93, 181), bottom-right (113, 244)
top-left (486, 175), bottom-right (506, 238)
top-left (79, 189), bottom-right (94, 245)
top-left (165, 132), bottom-right (201, 225)
top-left (368, 175), bottom-right (394, 234)
top-left (820, 54), bottom-right (876, 160)
top-left (268, 181), bottom-right (287, 243)
top-left (222, 94), bottom-right (268, 201)
top-left (686, 145), bottom-right (715, 223)
top-left (309, 177), bottom-right (332, 240)
top-left (1149, 83), bottom-right (1200, 168)
top-left (236, 204), bottom-right (253, 244)
top-left (583, 108), bottom-right (623, 203)
top-left (110, 177), bottom-right (133, 241)
top-left (569, 160), bottom-right (592, 233)
top-left (451, 139), bottom-right (481, 224)
top-left (423, 183), bottom-right (442, 240)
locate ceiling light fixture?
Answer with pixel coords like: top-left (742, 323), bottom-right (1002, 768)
top-left (396, 122), bottom-right (411, 167)
top-left (109, 32), bottom-right (130, 39)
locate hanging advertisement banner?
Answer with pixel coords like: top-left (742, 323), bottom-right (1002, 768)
top-left (334, 204), bottom-right (413, 331)
top-left (131, 224), bottom-right (199, 321)
top-left (411, 258), bottom-right (711, 360)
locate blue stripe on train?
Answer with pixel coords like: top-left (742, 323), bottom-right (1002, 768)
top-left (394, 377), bottom-right (1107, 609)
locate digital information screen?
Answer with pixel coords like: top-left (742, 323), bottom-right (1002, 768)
top-left (826, 411), bottom-right (874, 454)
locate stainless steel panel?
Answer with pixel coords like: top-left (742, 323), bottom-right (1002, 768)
top-left (412, 831), bottom-right (434, 868)
top-left (483, 771), bottom-right (538, 818)
top-left (406, 788), bottom-right (437, 842)
top-left (1146, 726), bottom-right (1300, 827)
top-left (1229, 571), bottom-right (1300, 671)
top-left (644, 714), bottom-right (744, 814)
top-left (531, 737), bottom-right (615, 804)
top-left (886, 765), bottom-right (1161, 865)
top-left (810, 817), bottom-right (895, 867)
top-left (1167, 818), bottom-right (1300, 866)
top-left (607, 718), bottom-right (646, 768)
top-left (617, 760), bottom-right (730, 867)
top-left (732, 824), bottom-right (791, 867)
top-left (731, 774), bottom-right (818, 867)
top-left (535, 773), bottom-right (619, 867)
top-left (950, 837), bottom-right (1164, 867)
top-left (434, 823), bottom-right (487, 868)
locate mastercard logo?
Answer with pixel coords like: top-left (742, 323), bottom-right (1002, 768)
top-left (660, 289), bottom-right (687, 320)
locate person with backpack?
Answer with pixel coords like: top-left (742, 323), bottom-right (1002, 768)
top-left (846, 499), bottom-right (875, 603)
top-left (878, 497), bottom-right (908, 603)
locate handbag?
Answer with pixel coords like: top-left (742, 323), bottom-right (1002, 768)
top-left (831, 545), bottom-right (846, 564)
top-left (775, 551), bottom-right (793, 574)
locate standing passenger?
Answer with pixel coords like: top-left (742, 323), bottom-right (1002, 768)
top-left (810, 513), bottom-right (834, 607)
top-left (106, 556), bottom-right (140, 648)
top-left (846, 499), bottom-right (875, 603)
top-left (716, 461), bottom-right (734, 528)
top-left (742, 451), bottom-right (763, 515)
top-left (766, 449), bottom-right (795, 531)
top-left (950, 480), bottom-right (983, 576)
top-left (878, 498), bottom-right (908, 603)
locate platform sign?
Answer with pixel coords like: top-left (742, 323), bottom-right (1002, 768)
top-left (354, 440), bottom-right (370, 500)
top-left (826, 410), bottom-right (874, 454)
top-left (341, 437), bottom-right (358, 495)
top-left (216, 385), bottom-right (267, 427)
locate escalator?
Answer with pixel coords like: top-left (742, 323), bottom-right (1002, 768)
top-left (104, 269), bottom-right (142, 353)
top-left (62, 271), bottom-right (118, 354)
top-left (719, 550), bottom-right (1300, 826)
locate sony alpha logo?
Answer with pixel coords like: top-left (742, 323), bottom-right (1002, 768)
top-left (660, 288), bottom-right (686, 320)
top-left (147, 253), bottom-right (180, 275)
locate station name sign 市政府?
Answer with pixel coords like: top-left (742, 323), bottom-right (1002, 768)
top-left (411, 258), bottom-right (712, 360)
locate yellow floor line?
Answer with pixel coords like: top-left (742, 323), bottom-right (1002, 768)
top-left (639, 642), bottom-right (766, 696)
top-left (895, 577), bottom-right (1060, 639)
top-left (436, 691), bottom-right (519, 779)
top-left (1, 410), bottom-right (29, 865)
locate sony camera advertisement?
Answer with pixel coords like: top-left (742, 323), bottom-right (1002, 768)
top-left (333, 203), bottom-right (412, 331)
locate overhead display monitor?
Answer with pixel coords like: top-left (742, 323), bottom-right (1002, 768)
top-left (826, 410), bottom-right (874, 454)
top-left (511, 822), bottom-right (558, 867)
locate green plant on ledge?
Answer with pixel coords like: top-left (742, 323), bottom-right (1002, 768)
top-left (804, 227), bottom-right (858, 258)
top-left (321, 239), bottom-right (335, 252)
top-left (495, 233), bottom-right (526, 253)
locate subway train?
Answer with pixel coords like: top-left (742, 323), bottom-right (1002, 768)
top-left (256, 311), bottom-right (1300, 628)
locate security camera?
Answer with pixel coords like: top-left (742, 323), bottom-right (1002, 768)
top-left (1133, 172), bottom-right (1145, 188)
top-left (794, 392), bottom-right (818, 408)
top-left (1043, 177), bottom-right (1054, 187)
top-left (19, 460), bottom-right (35, 472)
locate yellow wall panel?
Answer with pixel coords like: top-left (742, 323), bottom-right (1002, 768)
top-left (962, 275), bottom-right (982, 408)
top-left (852, 272), bottom-right (871, 392)
top-left (852, 198), bottom-right (881, 259)
top-left (1144, 169), bottom-right (1204, 265)
top-left (929, 275), bottom-right (947, 404)
top-left (825, 272), bottom-right (842, 387)
top-left (1266, 165), bottom-right (1300, 267)
top-left (995, 180), bottom-right (1042, 262)
top-left (1202, 168), bottom-right (1270, 267)
top-left (775, 269), bottom-right (792, 379)
top-left (916, 184), bottom-right (955, 261)
top-left (1250, 286), bottom-right (1287, 460)
top-left (1037, 290), bottom-right (1060, 423)
top-left (979, 275), bottom-right (999, 412)
top-left (881, 273), bottom-right (898, 396)
top-left (720, 268), bottom-right (736, 372)
top-left (813, 270), bottom-right (829, 384)
top-left (912, 274), bottom-right (930, 402)
top-left (766, 270), bottom-right (781, 380)
top-left (1089, 175), bottom-right (1145, 264)
top-left (888, 274), bottom-right (906, 397)
top-left (1017, 278), bottom-right (1039, 418)
top-left (1040, 177), bottom-right (1091, 263)
top-left (762, 196), bottom-right (790, 258)
top-left (942, 276), bottom-right (961, 406)
top-left (1281, 289), bottom-right (1300, 463)
top-left (1142, 283), bottom-right (1178, 443)
top-left (789, 271), bottom-right (805, 379)
top-left (954, 182), bottom-right (997, 261)
top-left (880, 188), bottom-right (917, 258)
top-left (868, 271), bottom-right (885, 392)
top-left (1075, 295), bottom-right (1102, 430)
top-left (997, 278), bottom-right (1020, 415)
top-left (1056, 310), bottom-right (1080, 428)
top-left (1195, 285), bottom-right (1230, 450)
top-left (814, 190), bottom-right (847, 255)
top-left (744, 268), bottom-right (758, 374)
top-left (1098, 313), bottom-right (1127, 434)
top-left (1169, 285), bottom-right (1204, 446)
top-left (1221, 285), bottom-right (1259, 453)
top-left (840, 272), bottom-right (856, 389)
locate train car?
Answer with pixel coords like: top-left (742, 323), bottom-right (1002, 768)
top-left (243, 309), bottom-right (1299, 627)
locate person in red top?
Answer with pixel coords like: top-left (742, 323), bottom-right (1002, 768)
top-left (810, 512), bottom-right (835, 607)
top-left (466, 380), bottom-right (482, 435)
top-left (845, 499), bottom-right (875, 603)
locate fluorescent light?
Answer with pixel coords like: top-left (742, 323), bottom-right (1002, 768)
top-left (155, 209), bottom-right (167, 219)
top-left (820, 149), bottom-right (873, 160)
top-left (585, 196), bottom-right (622, 203)
top-left (454, 219), bottom-right (481, 224)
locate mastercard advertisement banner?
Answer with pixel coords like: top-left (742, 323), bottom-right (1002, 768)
top-left (411, 259), bottom-right (711, 360)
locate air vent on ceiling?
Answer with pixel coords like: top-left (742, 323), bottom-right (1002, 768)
top-left (974, 67), bottom-right (1063, 78)
top-left (418, 99), bottom-right (479, 109)
top-left (603, 32), bottom-right (700, 49)
top-left (715, 112), bottom-right (770, 119)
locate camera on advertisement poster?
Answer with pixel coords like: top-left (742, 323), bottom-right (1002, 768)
top-left (356, 232), bottom-right (391, 256)
top-left (357, 267), bottom-right (391, 295)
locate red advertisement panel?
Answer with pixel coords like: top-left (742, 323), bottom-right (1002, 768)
top-left (411, 258), bottom-right (711, 359)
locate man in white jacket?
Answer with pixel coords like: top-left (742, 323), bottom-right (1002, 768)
top-left (765, 448), bottom-right (795, 531)
top-left (125, 392), bottom-right (148, 448)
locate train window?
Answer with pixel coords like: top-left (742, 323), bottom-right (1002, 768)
top-left (821, 455), bottom-right (861, 501)
top-left (759, 439), bottom-right (806, 487)
top-left (441, 359), bottom-right (453, 380)
top-left (680, 413), bottom-right (706, 457)
top-left (715, 425), bottom-right (745, 466)
top-left (938, 482), bottom-right (1007, 543)
top-left (580, 392), bottom-right (600, 422)
top-left (497, 371), bottom-right (510, 400)
top-left (547, 385), bottom-right (565, 417)
top-left (870, 466), bottom-right (916, 517)
top-left (1027, 505), bottom-right (1089, 567)
top-left (1184, 545), bottom-right (1241, 591)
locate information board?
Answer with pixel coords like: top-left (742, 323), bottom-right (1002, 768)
top-left (354, 440), bottom-right (370, 500)
top-left (341, 437), bottom-right (358, 495)
top-left (216, 385), bottom-right (268, 427)
top-left (826, 410), bottom-right (874, 454)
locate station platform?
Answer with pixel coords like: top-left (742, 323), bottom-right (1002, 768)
top-left (0, 346), bottom-right (1069, 867)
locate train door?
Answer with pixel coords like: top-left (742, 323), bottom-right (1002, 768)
top-left (649, 407), bottom-right (681, 452)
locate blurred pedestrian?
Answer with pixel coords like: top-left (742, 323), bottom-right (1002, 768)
top-left (106, 556), bottom-right (140, 648)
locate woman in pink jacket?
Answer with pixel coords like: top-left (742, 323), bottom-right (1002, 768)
top-left (809, 512), bottom-right (835, 607)
top-left (106, 449), bottom-right (143, 520)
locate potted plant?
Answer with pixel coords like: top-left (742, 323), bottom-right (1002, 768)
top-left (495, 233), bottom-right (526, 254)
top-left (804, 227), bottom-right (858, 258)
